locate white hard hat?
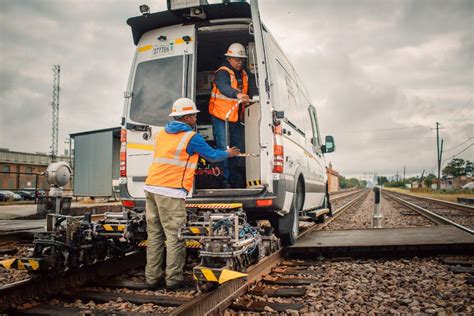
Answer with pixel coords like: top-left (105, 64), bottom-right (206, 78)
top-left (169, 98), bottom-right (200, 117)
top-left (224, 43), bottom-right (248, 58)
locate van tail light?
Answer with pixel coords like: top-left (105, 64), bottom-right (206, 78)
top-left (122, 200), bottom-right (135, 208)
top-left (273, 125), bottom-right (284, 173)
top-left (256, 199), bottom-right (273, 207)
top-left (120, 129), bottom-right (127, 177)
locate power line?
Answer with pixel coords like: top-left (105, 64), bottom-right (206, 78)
top-left (446, 98), bottom-right (474, 122)
top-left (442, 143), bottom-right (473, 163)
top-left (333, 125), bottom-right (427, 133)
top-left (444, 137), bottom-right (474, 152)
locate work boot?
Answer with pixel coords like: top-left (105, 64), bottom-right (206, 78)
top-left (147, 278), bottom-right (166, 290)
top-left (166, 281), bottom-right (186, 291)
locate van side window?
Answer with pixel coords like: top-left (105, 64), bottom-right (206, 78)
top-left (309, 107), bottom-right (321, 150)
top-left (274, 61), bottom-right (303, 132)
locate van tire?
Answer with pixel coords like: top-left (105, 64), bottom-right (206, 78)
top-left (279, 179), bottom-right (304, 245)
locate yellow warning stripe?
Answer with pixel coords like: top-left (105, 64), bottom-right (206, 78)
top-left (102, 224), bottom-right (125, 231)
top-left (186, 203), bottom-right (243, 209)
top-left (200, 268), bottom-right (218, 282)
top-left (246, 180), bottom-right (262, 187)
top-left (0, 258), bottom-right (15, 269)
top-left (189, 227), bottom-right (208, 234)
top-left (0, 258), bottom-right (40, 271)
top-left (175, 37), bottom-right (192, 44)
top-left (185, 240), bottom-right (201, 248)
top-left (138, 44), bottom-right (152, 52)
top-left (127, 143), bottom-right (154, 151)
top-left (138, 239), bottom-right (201, 248)
top-left (28, 259), bottom-right (40, 270)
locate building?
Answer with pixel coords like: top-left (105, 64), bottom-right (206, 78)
top-left (0, 148), bottom-right (71, 191)
top-left (70, 127), bottom-right (121, 198)
top-left (326, 162), bottom-right (340, 193)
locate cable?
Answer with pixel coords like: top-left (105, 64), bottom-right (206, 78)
top-left (444, 137), bottom-right (474, 152)
top-left (446, 98), bottom-right (474, 122)
top-left (333, 125), bottom-right (427, 134)
top-left (443, 143), bottom-right (473, 162)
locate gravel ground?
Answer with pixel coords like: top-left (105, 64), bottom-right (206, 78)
top-left (325, 192), bottom-right (433, 230)
top-left (0, 245), bottom-right (32, 286)
top-left (47, 297), bottom-right (175, 314)
top-left (226, 256), bottom-right (473, 315)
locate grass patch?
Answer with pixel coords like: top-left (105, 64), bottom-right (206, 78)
top-left (384, 187), bottom-right (473, 203)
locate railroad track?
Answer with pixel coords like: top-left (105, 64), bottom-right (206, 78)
top-left (1, 191), bottom-right (369, 314)
top-left (382, 190), bottom-right (474, 235)
top-left (329, 188), bottom-right (363, 203)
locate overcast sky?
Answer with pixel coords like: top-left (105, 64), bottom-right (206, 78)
top-left (0, 0), bottom-right (472, 178)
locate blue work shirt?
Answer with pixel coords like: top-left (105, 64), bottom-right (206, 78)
top-left (164, 121), bottom-right (228, 162)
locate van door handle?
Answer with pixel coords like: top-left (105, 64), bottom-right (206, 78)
top-left (126, 123), bottom-right (150, 132)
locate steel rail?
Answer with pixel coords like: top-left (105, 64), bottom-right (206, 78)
top-left (384, 189), bottom-right (474, 213)
top-left (0, 251), bottom-right (146, 311)
top-left (174, 190), bottom-right (369, 316)
top-left (383, 191), bottom-right (474, 235)
top-left (330, 189), bottom-right (364, 202)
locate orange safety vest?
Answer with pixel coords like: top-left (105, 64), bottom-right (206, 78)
top-left (208, 66), bottom-right (248, 123)
top-left (145, 130), bottom-right (199, 192)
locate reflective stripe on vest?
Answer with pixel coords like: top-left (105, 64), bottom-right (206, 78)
top-left (208, 66), bottom-right (248, 123)
top-left (145, 130), bottom-right (199, 192)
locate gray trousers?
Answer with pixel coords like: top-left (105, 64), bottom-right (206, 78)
top-left (145, 191), bottom-right (186, 286)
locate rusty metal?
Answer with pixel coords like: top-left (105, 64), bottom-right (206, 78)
top-left (0, 251), bottom-right (145, 311)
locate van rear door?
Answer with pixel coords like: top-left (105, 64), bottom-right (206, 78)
top-left (250, 0), bottom-right (274, 193)
top-left (124, 24), bottom-right (196, 199)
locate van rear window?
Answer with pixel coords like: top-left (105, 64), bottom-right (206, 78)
top-left (130, 56), bottom-right (183, 126)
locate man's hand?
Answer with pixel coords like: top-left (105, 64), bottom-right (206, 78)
top-left (237, 93), bottom-right (250, 105)
top-left (226, 147), bottom-right (241, 158)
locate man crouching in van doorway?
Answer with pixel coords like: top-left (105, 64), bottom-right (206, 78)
top-left (144, 98), bottom-right (240, 290)
top-left (209, 43), bottom-right (255, 188)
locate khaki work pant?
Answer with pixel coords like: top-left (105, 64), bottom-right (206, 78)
top-left (145, 191), bottom-right (186, 286)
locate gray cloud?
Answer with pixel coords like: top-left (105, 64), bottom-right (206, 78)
top-left (1, 0), bottom-right (472, 178)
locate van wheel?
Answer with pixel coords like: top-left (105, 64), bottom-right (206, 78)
top-left (279, 180), bottom-right (303, 245)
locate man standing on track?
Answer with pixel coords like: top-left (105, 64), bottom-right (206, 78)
top-left (144, 98), bottom-right (240, 290)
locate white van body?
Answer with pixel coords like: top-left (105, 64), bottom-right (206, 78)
top-left (120, 1), bottom-right (335, 244)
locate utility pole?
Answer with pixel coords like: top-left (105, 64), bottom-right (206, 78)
top-left (50, 65), bottom-right (60, 162)
top-left (435, 122), bottom-right (444, 189)
top-left (403, 165), bottom-right (406, 181)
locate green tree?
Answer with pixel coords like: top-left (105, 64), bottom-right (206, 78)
top-left (466, 160), bottom-right (473, 176)
top-left (442, 158), bottom-right (469, 177)
top-left (424, 173), bottom-right (436, 188)
top-left (378, 176), bottom-right (389, 186)
top-left (338, 176), bottom-right (362, 188)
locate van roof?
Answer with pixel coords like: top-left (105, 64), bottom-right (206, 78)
top-left (127, 2), bottom-right (251, 45)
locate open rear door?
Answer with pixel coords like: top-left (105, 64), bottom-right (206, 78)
top-left (124, 24), bottom-right (196, 199)
top-left (250, 0), bottom-right (274, 193)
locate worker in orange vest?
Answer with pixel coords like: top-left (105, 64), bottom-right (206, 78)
top-left (144, 98), bottom-right (240, 290)
top-left (208, 43), bottom-right (253, 188)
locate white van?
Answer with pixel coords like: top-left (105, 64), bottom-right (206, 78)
top-left (120, 0), bottom-right (335, 244)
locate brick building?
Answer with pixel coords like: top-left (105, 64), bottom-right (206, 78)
top-left (326, 162), bottom-right (340, 192)
top-left (0, 148), bottom-right (72, 191)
